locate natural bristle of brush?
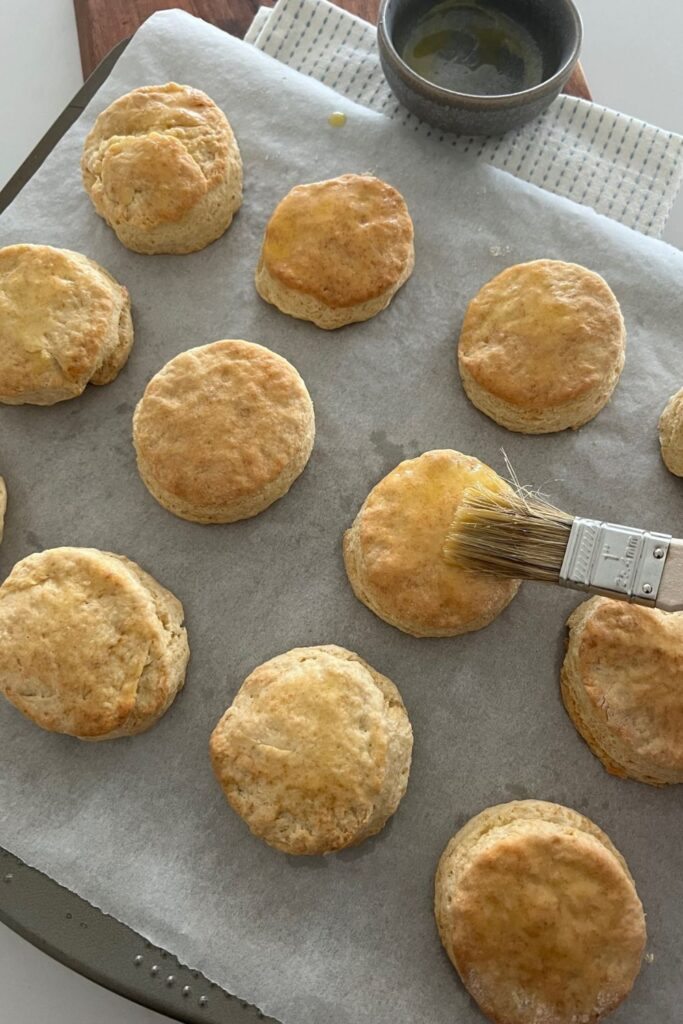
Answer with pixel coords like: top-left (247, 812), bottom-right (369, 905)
top-left (443, 485), bottom-right (575, 582)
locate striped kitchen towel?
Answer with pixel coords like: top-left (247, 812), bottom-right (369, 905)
top-left (246, 0), bottom-right (683, 236)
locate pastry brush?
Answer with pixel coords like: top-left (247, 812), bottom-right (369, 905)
top-left (444, 485), bottom-right (683, 611)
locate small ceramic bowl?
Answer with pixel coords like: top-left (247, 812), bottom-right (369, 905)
top-left (378, 0), bottom-right (583, 136)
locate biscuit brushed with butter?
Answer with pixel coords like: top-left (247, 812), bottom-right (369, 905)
top-left (562, 596), bottom-right (683, 785)
top-left (344, 450), bottom-right (519, 637)
top-left (255, 173), bottom-right (414, 329)
top-left (435, 800), bottom-right (646, 1024)
top-left (0, 548), bottom-right (189, 740)
top-left (210, 645), bottom-right (413, 854)
top-left (458, 260), bottom-right (626, 433)
top-left (0, 244), bottom-right (133, 405)
top-left (81, 83), bottom-right (242, 254)
top-left (133, 340), bottom-right (315, 523)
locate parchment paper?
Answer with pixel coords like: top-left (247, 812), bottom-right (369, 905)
top-left (1, 11), bottom-right (682, 1023)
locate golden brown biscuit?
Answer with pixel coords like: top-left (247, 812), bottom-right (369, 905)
top-left (133, 340), bottom-right (315, 523)
top-left (0, 477), bottom-right (5, 544)
top-left (658, 386), bottom-right (683, 476)
top-left (343, 450), bottom-right (520, 637)
top-left (0, 244), bottom-right (133, 405)
top-left (435, 800), bottom-right (646, 1024)
top-left (255, 174), bottom-right (414, 329)
top-left (458, 260), bottom-right (626, 433)
top-left (562, 596), bottom-right (683, 785)
top-left (210, 645), bottom-right (413, 855)
top-left (81, 83), bottom-right (242, 254)
top-left (0, 547), bottom-right (189, 740)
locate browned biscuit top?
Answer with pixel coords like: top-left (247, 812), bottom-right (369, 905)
top-left (459, 260), bottom-right (625, 411)
top-left (81, 83), bottom-right (235, 229)
top-left (0, 548), bottom-right (175, 738)
top-left (133, 340), bottom-right (313, 511)
top-left (0, 243), bottom-right (125, 402)
top-left (436, 800), bottom-right (646, 1024)
top-left (259, 174), bottom-right (414, 308)
top-left (346, 450), bottom-right (519, 636)
top-left (568, 597), bottom-right (683, 775)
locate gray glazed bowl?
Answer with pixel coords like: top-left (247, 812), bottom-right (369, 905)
top-left (378, 0), bottom-right (583, 136)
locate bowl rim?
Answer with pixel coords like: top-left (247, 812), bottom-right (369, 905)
top-left (377, 0), bottom-right (583, 109)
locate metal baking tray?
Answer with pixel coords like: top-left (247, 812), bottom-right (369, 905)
top-left (0, 41), bottom-right (273, 1024)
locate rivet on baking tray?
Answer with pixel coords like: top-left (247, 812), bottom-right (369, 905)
top-left (150, 965), bottom-right (159, 977)
top-left (133, 955), bottom-right (143, 966)
top-left (165, 975), bottom-right (175, 986)
top-left (198, 996), bottom-right (208, 1008)
top-left (182, 986), bottom-right (191, 997)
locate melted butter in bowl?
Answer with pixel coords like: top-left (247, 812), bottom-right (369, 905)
top-left (400, 0), bottom-right (544, 95)
top-left (378, 0), bottom-right (582, 134)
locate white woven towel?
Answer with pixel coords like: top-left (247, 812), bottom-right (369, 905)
top-left (246, 0), bottom-right (683, 237)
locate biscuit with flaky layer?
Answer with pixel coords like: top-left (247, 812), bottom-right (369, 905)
top-left (255, 174), bottom-right (414, 329)
top-left (435, 799), bottom-right (646, 1024)
top-left (210, 645), bottom-right (412, 855)
top-left (0, 244), bottom-right (133, 405)
top-left (458, 260), bottom-right (625, 433)
top-left (0, 547), bottom-right (189, 740)
top-left (658, 386), bottom-right (683, 476)
top-left (343, 450), bottom-right (519, 637)
top-left (133, 340), bottom-right (315, 523)
top-left (81, 83), bottom-right (242, 254)
top-left (562, 596), bottom-right (683, 785)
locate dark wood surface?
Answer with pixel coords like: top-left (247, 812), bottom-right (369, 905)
top-left (73, 0), bottom-right (592, 99)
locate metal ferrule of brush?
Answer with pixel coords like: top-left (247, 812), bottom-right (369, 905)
top-left (559, 518), bottom-right (672, 606)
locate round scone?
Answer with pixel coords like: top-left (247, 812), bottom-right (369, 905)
top-left (435, 800), bottom-right (646, 1024)
top-left (343, 450), bottom-right (520, 637)
top-left (133, 340), bottom-right (314, 523)
top-left (562, 596), bottom-right (683, 785)
top-left (658, 386), bottom-right (683, 475)
top-left (255, 173), bottom-right (414, 329)
top-left (81, 83), bottom-right (242, 254)
top-left (210, 645), bottom-right (413, 855)
top-left (0, 244), bottom-right (133, 405)
top-left (458, 260), bottom-right (626, 433)
top-left (0, 548), bottom-right (189, 740)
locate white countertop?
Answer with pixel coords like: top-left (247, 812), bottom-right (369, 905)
top-left (1, 0), bottom-right (683, 1021)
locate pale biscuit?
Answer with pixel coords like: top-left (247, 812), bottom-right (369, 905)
top-left (255, 174), bottom-right (414, 329)
top-left (81, 83), bottom-right (242, 254)
top-left (343, 450), bottom-right (519, 637)
top-left (562, 596), bottom-right (683, 785)
top-left (0, 244), bottom-right (133, 405)
top-left (435, 799), bottom-right (646, 1024)
top-left (0, 478), bottom-right (5, 544)
top-left (658, 386), bottom-right (683, 475)
top-left (458, 260), bottom-right (626, 433)
top-left (210, 645), bottom-right (413, 855)
top-left (133, 340), bottom-right (315, 523)
top-left (0, 547), bottom-right (189, 740)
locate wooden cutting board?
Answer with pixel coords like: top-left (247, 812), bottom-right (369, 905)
top-left (73, 0), bottom-right (591, 99)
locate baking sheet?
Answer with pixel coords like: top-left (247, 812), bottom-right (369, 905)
top-left (0, 10), bottom-right (682, 1023)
